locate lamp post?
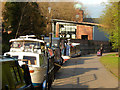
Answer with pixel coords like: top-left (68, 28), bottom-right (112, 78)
top-left (49, 33), bottom-right (52, 47)
top-left (48, 6), bottom-right (53, 48)
top-left (48, 6), bottom-right (52, 33)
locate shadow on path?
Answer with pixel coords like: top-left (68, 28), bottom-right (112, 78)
top-left (55, 68), bottom-right (98, 79)
top-left (52, 53), bottom-right (118, 88)
top-left (63, 57), bottom-right (96, 67)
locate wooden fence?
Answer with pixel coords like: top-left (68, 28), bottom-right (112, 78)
top-left (61, 39), bottom-right (112, 56)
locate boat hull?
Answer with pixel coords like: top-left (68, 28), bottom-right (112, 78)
top-left (29, 66), bottom-right (47, 86)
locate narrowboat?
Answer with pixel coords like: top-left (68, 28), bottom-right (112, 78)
top-left (44, 37), bottom-right (63, 65)
top-left (4, 35), bottom-right (55, 89)
top-left (1, 56), bottom-right (33, 90)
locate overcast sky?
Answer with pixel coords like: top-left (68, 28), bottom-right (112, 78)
top-left (78, 0), bottom-right (108, 18)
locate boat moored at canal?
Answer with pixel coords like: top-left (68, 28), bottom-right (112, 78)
top-left (4, 35), bottom-right (55, 89)
top-left (1, 56), bottom-right (33, 90)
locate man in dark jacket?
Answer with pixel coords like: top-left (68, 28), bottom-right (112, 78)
top-left (100, 44), bottom-right (103, 56)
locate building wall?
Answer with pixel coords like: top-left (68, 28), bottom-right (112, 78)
top-left (56, 23), bottom-right (59, 37)
top-left (93, 26), bottom-right (109, 41)
top-left (54, 21), bottom-right (109, 41)
top-left (76, 25), bottom-right (93, 40)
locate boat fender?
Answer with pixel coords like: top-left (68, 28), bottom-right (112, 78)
top-left (54, 63), bottom-right (62, 67)
top-left (42, 80), bottom-right (46, 90)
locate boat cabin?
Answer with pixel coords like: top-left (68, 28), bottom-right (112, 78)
top-left (4, 35), bottom-right (48, 67)
top-left (1, 56), bottom-right (32, 89)
top-left (4, 35), bottom-right (55, 89)
top-left (9, 35), bottom-right (45, 53)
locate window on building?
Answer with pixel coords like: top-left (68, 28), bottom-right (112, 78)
top-left (59, 24), bottom-right (76, 39)
top-left (10, 66), bottom-right (21, 85)
top-left (81, 35), bottom-right (88, 40)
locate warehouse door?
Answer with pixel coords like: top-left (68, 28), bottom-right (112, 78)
top-left (81, 35), bottom-right (88, 40)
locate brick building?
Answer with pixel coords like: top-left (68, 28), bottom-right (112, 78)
top-left (51, 19), bottom-right (109, 41)
top-left (51, 8), bottom-right (108, 41)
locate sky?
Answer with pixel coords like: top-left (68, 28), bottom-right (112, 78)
top-left (78, 0), bottom-right (108, 5)
top-left (78, 0), bottom-right (108, 18)
top-left (1, 0), bottom-right (109, 18)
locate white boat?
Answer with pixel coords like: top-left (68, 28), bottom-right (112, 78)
top-left (4, 35), bottom-right (55, 88)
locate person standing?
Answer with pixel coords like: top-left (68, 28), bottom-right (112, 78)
top-left (60, 40), bottom-right (65, 56)
top-left (66, 43), bottom-right (70, 56)
top-left (100, 44), bottom-right (103, 56)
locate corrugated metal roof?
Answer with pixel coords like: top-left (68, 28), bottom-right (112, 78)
top-left (52, 19), bottom-right (103, 26)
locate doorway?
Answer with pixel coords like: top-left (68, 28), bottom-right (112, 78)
top-left (81, 35), bottom-right (88, 40)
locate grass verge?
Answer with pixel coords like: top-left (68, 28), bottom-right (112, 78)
top-left (100, 54), bottom-right (120, 80)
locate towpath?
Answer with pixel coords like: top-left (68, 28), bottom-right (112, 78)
top-left (52, 53), bottom-right (118, 89)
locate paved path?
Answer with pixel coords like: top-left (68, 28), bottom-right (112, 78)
top-left (52, 53), bottom-right (118, 88)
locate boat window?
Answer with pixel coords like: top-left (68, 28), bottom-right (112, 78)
top-left (11, 41), bottom-right (41, 49)
top-left (23, 56), bottom-right (36, 65)
top-left (24, 42), bottom-right (40, 47)
top-left (12, 42), bottom-right (23, 48)
top-left (24, 42), bottom-right (41, 52)
top-left (39, 55), bottom-right (44, 66)
top-left (39, 54), bottom-right (47, 66)
top-left (10, 66), bottom-right (21, 85)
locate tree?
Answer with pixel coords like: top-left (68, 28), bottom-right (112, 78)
top-left (2, 2), bottom-right (46, 54)
top-left (38, 2), bottom-right (86, 35)
top-left (38, 2), bottom-right (77, 21)
top-left (38, 2), bottom-right (76, 35)
top-left (99, 2), bottom-right (120, 50)
top-left (2, 2), bottom-right (46, 38)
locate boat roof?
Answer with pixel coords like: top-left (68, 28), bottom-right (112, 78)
top-left (9, 35), bottom-right (44, 43)
top-left (10, 38), bottom-right (44, 43)
top-left (20, 35), bottom-right (36, 38)
top-left (44, 37), bottom-right (60, 40)
top-left (0, 56), bottom-right (17, 62)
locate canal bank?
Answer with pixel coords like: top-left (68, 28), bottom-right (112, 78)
top-left (51, 53), bottom-right (118, 89)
